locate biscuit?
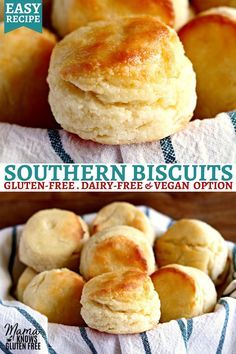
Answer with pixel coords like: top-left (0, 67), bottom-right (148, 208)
top-left (16, 268), bottom-right (38, 302)
top-left (192, 0), bottom-right (236, 13)
top-left (179, 7), bottom-right (236, 119)
top-left (19, 209), bottom-right (89, 272)
top-left (172, 0), bottom-right (191, 29)
top-left (80, 270), bottom-right (161, 334)
top-left (80, 225), bottom-right (156, 280)
top-left (48, 16), bottom-right (197, 145)
top-left (52, 0), bottom-right (192, 36)
top-left (91, 202), bottom-right (155, 244)
top-left (0, 24), bottom-right (57, 128)
top-left (52, 0), bottom-right (176, 37)
top-left (151, 264), bottom-right (217, 322)
top-left (23, 269), bottom-right (85, 326)
top-left (155, 219), bottom-right (228, 284)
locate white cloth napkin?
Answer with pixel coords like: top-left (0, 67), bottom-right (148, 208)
top-left (0, 207), bottom-right (236, 354)
top-left (0, 112), bottom-right (235, 163)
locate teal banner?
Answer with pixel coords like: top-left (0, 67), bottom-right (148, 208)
top-left (4, 0), bottom-right (42, 33)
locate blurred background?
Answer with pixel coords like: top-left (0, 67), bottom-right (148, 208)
top-left (0, 192), bottom-right (235, 242)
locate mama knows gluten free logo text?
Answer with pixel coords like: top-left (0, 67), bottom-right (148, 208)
top-left (4, 0), bottom-right (42, 33)
top-left (4, 322), bottom-right (41, 351)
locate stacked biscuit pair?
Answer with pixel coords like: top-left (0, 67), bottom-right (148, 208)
top-left (16, 203), bottom-right (229, 334)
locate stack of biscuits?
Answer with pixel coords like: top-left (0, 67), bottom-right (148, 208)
top-left (0, 0), bottom-right (236, 143)
top-left (16, 203), bottom-right (229, 334)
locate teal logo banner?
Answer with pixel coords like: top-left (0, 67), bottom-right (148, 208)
top-left (4, 0), bottom-right (42, 33)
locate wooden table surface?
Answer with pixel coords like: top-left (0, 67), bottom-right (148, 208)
top-left (0, 192), bottom-right (235, 242)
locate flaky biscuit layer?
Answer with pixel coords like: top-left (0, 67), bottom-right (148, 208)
top-left (81, 270), bottom-right (161, 333)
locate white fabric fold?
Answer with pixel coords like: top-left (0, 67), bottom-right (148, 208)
top-left (0, 112), bottom-right (235, 163)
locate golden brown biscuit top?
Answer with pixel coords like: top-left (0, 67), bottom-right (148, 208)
top-left (157, 219), bottom-right (224, 246)
top-left (28, 269), bottom-right (85, 298)
top-left (80, 225), bottom-right (155, 280)
top-left (64, 0), bottom-right (174, 29)
top-left (0, 23), bottom-right (56, 50)
top-left (91, 202), bottom-right (153, 239)
top-left (51, 16), bottom-right (183, 104)
top-left (179, 7), bottom-right (236, 36)
top-left (151, 265), bottom-right (197, 293)
top-left (84, 270), bottom-right (154, 302)
top-left (23, 209), bottom-right (87, 245)
top-left (60, 16), bottom-right (169, 77)
top-left (86, 235), bottom-right (148, 275)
